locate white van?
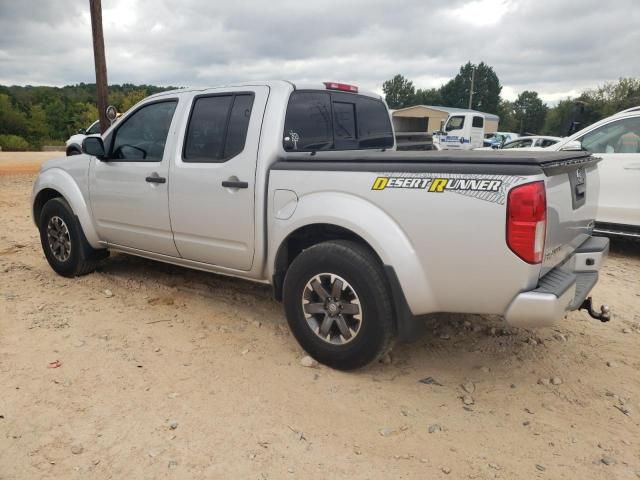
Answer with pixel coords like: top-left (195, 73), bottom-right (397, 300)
top-left (433, 112), bottom-right (486, 150)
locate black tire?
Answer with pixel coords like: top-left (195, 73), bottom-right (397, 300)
top-left (283, 240), bottom-right (395, 370)
top-left (38, 197), bottom-right (108, 277)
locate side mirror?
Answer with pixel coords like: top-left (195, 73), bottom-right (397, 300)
top-left (106, 105), bottom-right (118, 123)
top-left (560, 140), bottom-right (583, 151)
top-left (82, 136), bottom-right (106, 159)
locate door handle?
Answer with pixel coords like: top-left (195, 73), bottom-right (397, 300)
top-left (145, 175), bottom-right (166, 184)
top-left (624, 163), bottom-right (640, 170)
top-left (222, 180), bottom-right (248, 189)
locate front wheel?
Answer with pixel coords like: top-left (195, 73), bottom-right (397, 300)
top-left (38, 197), bottom-right (108, 277)
top-left (283, 240), bottom-right (395, 370)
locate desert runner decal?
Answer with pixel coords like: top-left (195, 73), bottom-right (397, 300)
top-left (371, 173), bottom-right (524, 205)
top-left (372, 176), bottom-right (501, 192)
top-left (371, 177), bottom-right (429, 190)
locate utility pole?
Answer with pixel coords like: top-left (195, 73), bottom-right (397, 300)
top-left (89, 0), bottom-right (109, 133)
top-left (468, 66), bottom-right (475, 110)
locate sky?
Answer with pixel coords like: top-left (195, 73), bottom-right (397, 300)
top-left (0, 0), bottom-right (638, 103)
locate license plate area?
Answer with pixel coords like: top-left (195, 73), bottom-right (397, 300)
top-left (568, 166), bottom-right (586, 210)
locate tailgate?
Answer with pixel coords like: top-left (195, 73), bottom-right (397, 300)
top-left (540, 154), bottom-right (601, 276)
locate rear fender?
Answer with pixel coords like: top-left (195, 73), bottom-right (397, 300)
top-left (268, 191), bottom-right (436, 315)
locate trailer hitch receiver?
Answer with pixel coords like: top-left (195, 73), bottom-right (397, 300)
top-left (579, 297), bottom-right (610, 322)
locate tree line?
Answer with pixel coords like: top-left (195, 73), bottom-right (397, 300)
top-left (383, 63), bottom-right (640, 137)
top-left (0, 83), bottom-right (174, 151)
top-left (1, 71), bottom-right (639, 151)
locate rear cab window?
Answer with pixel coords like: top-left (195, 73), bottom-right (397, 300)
top-left (283, 90), bottom-right (393, 152)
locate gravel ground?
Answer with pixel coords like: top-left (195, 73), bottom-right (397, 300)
top-left (1, 154), bottom-right (639, 479)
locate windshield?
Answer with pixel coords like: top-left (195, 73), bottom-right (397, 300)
top-left (503, 139), bottom-right (533, 149)
top-left (86, 121), bottom-right (101, 135)
top-left (445, 116), bottom-right (465, 132)
top-left (579, 118), bottom-right (640, 153)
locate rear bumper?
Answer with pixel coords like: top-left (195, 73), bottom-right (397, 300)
top-left (504, 236), bottom-right (609, 328)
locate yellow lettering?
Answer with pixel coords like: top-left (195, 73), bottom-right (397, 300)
top-left (429, 178), bottom-right (449, 192)
top-left (372, 177), bottom-right (389, 190)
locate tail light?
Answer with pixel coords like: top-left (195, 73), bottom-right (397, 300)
top-left (506, 181), bottom-right (546, 264)
top-left (324, 82), bottom-right (358, 93)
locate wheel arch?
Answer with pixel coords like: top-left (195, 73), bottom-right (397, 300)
top-left (267, 189), bottom-right (438, 337)
top-left (33, 188), bottom-right (64, 224)
top-left (272, 221), bottom-right (427, 341)
top-left (272, 223), bottom-right (382, 301)
top-left (32, 168), bottom-right (101, 248)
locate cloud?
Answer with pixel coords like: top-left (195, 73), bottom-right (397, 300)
top-left (0, 0), bottom-right (638, 103)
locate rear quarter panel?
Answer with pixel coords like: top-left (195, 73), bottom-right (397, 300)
top-left (268, 168), bottom-right (542, 316)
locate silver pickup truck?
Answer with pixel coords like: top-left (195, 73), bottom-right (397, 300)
top-left (32, 80), bottom-right (610, 370)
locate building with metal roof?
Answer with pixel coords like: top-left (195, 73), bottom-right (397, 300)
top-left (392, 105), bottom-right (500, 134)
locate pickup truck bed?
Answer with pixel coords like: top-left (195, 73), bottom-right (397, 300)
top-left (270, 149), bottom-right (606, 334)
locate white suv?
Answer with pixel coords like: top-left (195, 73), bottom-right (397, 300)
top-left (550, 106), bottom-right (640, 237)
top-left (65, 120), bottom-right (101, 156)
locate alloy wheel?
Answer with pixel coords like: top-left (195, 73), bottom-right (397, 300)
top-left (301, 273), bottom-right (363, 345)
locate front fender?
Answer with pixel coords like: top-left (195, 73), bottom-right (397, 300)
top-left (32, 168), bottom-right (101, 248)
top-left (268, 191), bottom-right (437, 315)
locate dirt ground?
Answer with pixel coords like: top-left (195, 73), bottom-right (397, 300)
top-left (1, 153), bottom-right (639, 479)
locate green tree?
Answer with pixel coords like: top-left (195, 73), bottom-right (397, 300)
top-left (0, 94), bottom-right (28, 136)
top-left (0, 134), bottom-right (30, 151)
top-left (497, 100), bottom-right (518, 132)
top-left (79, 102), bottom-right (98, 127)
top-left (513, 91), bottom-right (548, 134)
top-left (383, 74), bottom-right (416, 109)
top-left (27, 104), bottom-right (50, 147)
top-left (0, 83), bottom-right (177, 149)
top-left (542, 99), bottom-right (579, 136)
top-left (415, 87), bottom-right (443, 106)
top-left (576, 77), bottom-right (640, 124)
top-left (119, 90), bottom-right (147, 112)
top-left (440, 62), bottom-right (502, 114)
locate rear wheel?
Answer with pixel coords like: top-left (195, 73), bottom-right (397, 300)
top-left (38, 198), bottom-right (108, 277)
top-left (283, 240), bottom-right (395, 370)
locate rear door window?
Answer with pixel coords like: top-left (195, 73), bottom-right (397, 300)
top-left (224, 94), bottom-right (255, 159)
top-left (183, 93), bottom-right (255, 163)
top-left (472, 116), bottom-right (484, 128)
